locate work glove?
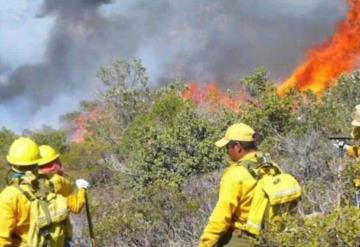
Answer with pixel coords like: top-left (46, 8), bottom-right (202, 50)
top-left (75, 179), bottom-right (90, 189)
top-left (333, 140), bottom-right (348, 150)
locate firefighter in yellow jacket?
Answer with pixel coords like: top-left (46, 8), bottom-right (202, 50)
top-left (0, 138), bottom-right (45, 246)
top-left (347, 105), bottom-right (360, 188)
top-left (38, 144), bottom-right (88, 213)
top-left (0, 138), bottom-right (89, 246)
top-left (199, 123), bottom-right (260, 247)
top-left (335, 104), bottom-right (360, 188)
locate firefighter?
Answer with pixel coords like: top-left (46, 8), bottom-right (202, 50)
top-left (198, 123), bottom-right (260, 247)
top-left (332, 105), bottom-right (360, 209)
top-left (348, 105), bottom-right (360, 188)
top-left (0, 137), bottom-right (43, 245)
top-left (38, 145), bottom-right (89, 213)
top-left (334, 104), bottom-right (360, 188)
top-left (0, 138), bottom-right (90, 246)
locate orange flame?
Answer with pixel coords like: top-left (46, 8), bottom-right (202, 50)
top-left (278, 0), bottom-right (360, 95)
top-left (181, 82), bottom-right (247, 112)
top-left (70, 109), bottom-right (98, 143)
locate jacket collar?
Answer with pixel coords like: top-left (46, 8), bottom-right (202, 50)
top-left (229, 151), bottom-right (257, 167)
top-left (239, 151), bottom-right (257, 162)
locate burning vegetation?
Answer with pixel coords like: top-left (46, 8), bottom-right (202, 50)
top-left (181, 82), bottom-right (244, 112)
top-left (278, 0), bottom-right (360, 95)
top-left (70, 109), bottom-right (99, 143)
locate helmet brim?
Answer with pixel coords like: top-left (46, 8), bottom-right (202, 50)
top-left (7, 156), bottom-right (41, 166)
top-left (215, 137), bottom-right (230, 147)
top-left (38, 154), bottom-right (60, 166)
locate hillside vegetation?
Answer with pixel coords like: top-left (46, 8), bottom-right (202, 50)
top-left (1, 59), bottom-right (360, 246)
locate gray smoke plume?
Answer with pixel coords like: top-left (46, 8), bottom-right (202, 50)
top-left (0, 0), bottom-right (347, 130)
top-left (0, 61), bottom-right (8, 73)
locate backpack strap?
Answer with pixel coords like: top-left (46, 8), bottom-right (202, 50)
top-left (239, 160), bottom-right (260, 180)
top-left (13, 183), bottom-right (36, 201)
top-left (14, 182), bottom-right (53, 226)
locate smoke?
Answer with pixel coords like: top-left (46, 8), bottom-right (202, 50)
top-left (0, 61), bottom-right (8, 72)
top-left (0, 0), bottom-right (347, 131)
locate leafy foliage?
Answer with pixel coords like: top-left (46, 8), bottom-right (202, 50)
top-left (97, 58), bottom-right (151, 134)
top-left (29, 127), bottom-right (69, 154)
top-left (262, 207), bottom-right (360, 247)
top-left (0, 128), bottom-right (16, 188)
top-left (121, 89), bottom-right (224, 189)
top-left (2, 58), bottom-right (360, 246)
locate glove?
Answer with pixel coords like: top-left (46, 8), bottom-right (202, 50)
top-left (75, 179), bottom-right (90, 189)
top-left (333, 140), bottom-right (348, 150)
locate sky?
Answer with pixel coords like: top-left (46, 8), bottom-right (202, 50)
top-left (0, 0), bottom-right (347, 133)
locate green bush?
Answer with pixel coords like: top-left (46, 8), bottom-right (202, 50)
top-left (8, 59), bottom-right (359, 246)
top-left (262, 207), bottom-right (360, 247)
top-left (120, 88), bottom-right (224, 190)
top-left (0, 128), bottom-right (16, 189)
top-left (30, 128), bottom-right (69, 153)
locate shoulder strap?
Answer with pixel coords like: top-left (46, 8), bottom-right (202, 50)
top-left (240, 158), bottom-right (281, 181)
top-left (14, 182), bottom-right (53, 227)
top-left (239, 160), bottom-right (260, 180)
top-left (13, 184), bottom-right (36, 201)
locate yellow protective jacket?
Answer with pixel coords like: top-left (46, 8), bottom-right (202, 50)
top-left (198, 152), bottom-right (260, 247)
top-left (345, 146), bottom-right (360, 187)
top-left (0, 184), bottom-right (32, 247)
top-left (346, 145), bottom-right (360, 158)
top-left (346, 126), bottom-right (360, 158)
top-left (49, 174), bottom-right (86, 214)
top-left (0, 175), bottom-right (85, 246)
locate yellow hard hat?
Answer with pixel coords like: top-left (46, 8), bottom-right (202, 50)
top-left (6, 137), bottom-right (41, 166)
top-left (352, 104), bottom-right (360, 127)
top-left (215, 123), bottom-right (255, 147)
top-left (38, 145), bottom-right (60, 166)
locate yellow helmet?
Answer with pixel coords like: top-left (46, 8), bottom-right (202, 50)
top-left (38, 145), bottom-right (60, 166)
top-left (215, 123), bottom-right (255, 147)
top-left (6, 137), bottom-right (41, 166)
top-left (352, 104), bottom-right (360, 127)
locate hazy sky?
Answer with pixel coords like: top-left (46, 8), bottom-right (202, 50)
top-left (0, 0), bottom-right (347, 132)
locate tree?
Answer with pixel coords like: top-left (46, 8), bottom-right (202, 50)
top-left (28, 126), bottom-right (69, 154)
top-left (0, 128), bottom-right (16, 188)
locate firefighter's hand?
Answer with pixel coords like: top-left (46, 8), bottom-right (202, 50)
top-left (76, 179), bottom-right (90, 189)
top-left (333, 140), bottom-right (347, 149)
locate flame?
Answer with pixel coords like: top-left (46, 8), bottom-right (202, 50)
top-left (70, 109), bottom-right (98, 143)
top-left (278, 0), bottom-right (360, 95)
top-left (181, 82), bottom-right (247, 112)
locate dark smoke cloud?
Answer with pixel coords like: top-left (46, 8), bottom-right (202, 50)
top-left (0, 0), bottom-right (119, 109)
top-left (38, 0), bottom-right (112, 18)
top-left (0, 0), bottom-right (347, 129)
